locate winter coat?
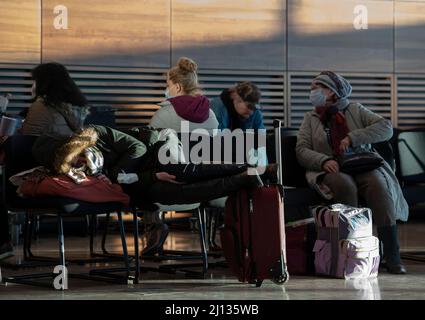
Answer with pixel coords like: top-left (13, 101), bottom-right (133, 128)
top-left (150, 96), bottom-right (218, 133)
top-left (296, 102), bottom-right (409, 222)
top-left (21, 97), bottom-right (89, 136)
top-left (31, 125), bottom-right (156, 186)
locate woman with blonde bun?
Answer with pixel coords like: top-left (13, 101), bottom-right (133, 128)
top-left (150, 57), bottom-right (218, 133)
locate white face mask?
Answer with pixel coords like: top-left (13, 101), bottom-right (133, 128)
top-left (164, 88), bottom-right (171, 99)
top-left (309, 88), bottom-right (327, 107)
top-left (31, 82), bottom-right (36, 98)
top-left (165, 88), bottom-right (176, 100)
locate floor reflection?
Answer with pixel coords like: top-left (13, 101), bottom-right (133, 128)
top-left (344, 278), bottom-right (381, 300)
top-left (0, 219), bottom-right (424, 300)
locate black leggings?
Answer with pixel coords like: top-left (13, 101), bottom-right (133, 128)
top-left (126, 163), bottom-right (249, 206)
top-left (156, 163), bottom-right (248, 183)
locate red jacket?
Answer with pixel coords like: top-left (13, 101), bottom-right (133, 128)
top-left (20, 175), bottom-right (130, 207)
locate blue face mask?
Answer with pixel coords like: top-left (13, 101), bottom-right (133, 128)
top-left (310, 89), bottom-right (327, 107)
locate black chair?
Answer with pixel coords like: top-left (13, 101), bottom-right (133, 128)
top-left (396, 129), bottom-right (425, 186)
top-left (98, 128), bottom-right (210, 278)
top-left (0, 135), bottom-right (140, 288)
top-left (372, 140), bottom-right (396, 172)
top-left (150, 130), bottom-right (269, 274)
top-left (392, 129), bottom-right (425, 263)
top-left (84, 105), bottom-right (116, 128)
top-left (266, 129), bottom-right (323, 222)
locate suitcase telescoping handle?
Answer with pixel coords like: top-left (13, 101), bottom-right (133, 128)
top-left (273, 119), bottom-right (284, 192)
top-left (272, 119), bottom-right (289, 285)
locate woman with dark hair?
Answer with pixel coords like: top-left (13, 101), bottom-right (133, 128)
top-left (21, 62), bottom-right (90, 136)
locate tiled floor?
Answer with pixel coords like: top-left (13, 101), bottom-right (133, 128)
top-left (0, 218), bottom-right (425, 300)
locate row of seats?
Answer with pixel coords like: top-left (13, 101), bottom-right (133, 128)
top-left (88, 105), bottom-right (425, 219)
top-left (84, 105), bottom-right (425, 199)
top-left (2, 120), bottom-right (424, 289)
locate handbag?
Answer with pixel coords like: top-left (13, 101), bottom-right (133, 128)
top-left (338, 151), bottom-right (384, 174)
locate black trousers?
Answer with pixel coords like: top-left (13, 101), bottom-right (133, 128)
top-left (157, 163), bottom-right (248, 183)
top-left (126, 163), bottom-right (249, 206)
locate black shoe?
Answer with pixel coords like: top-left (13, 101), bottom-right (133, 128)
top-left (386, 263), bottom-right (407, 274)
top-left (0, 241), bottom-right (14, 260)
top-left (141, 224), bottom-right (169, 256)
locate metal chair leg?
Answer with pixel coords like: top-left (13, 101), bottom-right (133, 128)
top-left (57, 214), bottom-right (67, 291)
top-left (27, 216), bottom-right (36, 257)
top-left (101, 212), bottom-right (111, 254)
top-left (89, 214), bottom-right (96, 256)
top-left (22, 213), bottom-right (37, 259)
top-left (197, 207), bottom-right (208, 274)
top-left (4, 211), bottom-right (138, 288)
top-left (89, 211), bottom-right (143, 283)
top-left (22, 212), bottom-right (30, 260)
top-left (18, 212), bottom-right (121, 266)
top-left (206, 208), bottom-right (214, 249)
top-left (133, 211), bottom-right (140, 283)
top-left (117, 211), bottom-right (130, 279)
top-left (88, 212), bottom-right (123, 262)
top-left (158, 207), bottom-right (209, 277)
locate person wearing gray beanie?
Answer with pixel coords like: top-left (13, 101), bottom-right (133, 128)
top-left (296, 71), bottom-right (408, 274)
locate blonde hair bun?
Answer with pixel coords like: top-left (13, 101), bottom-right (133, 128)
top-left (177, 57), bottom-right (198, 73)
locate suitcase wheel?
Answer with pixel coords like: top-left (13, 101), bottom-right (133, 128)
top-left (272, 272), bottom-right (289, 285)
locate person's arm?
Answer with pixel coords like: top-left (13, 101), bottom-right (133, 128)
top-left (94, 126), bottom-right (147, 182)
top-left (347, 104), bottom-right (393, 147)
top-left (210, 98), bottom-right (226, 130)
top-left (137, 169), bottom-right (158, 187)
top-left (296, 113), bottom-right (333, 172)
top-left (149, 108), bottom-right (169, 129)
top-left (252, 109), bottom-right (266, 130)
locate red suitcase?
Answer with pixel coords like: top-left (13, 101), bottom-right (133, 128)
top-left (220, 120), bottom-right (289, 287)
top-left (285, 218), bottom-right (316, 275)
